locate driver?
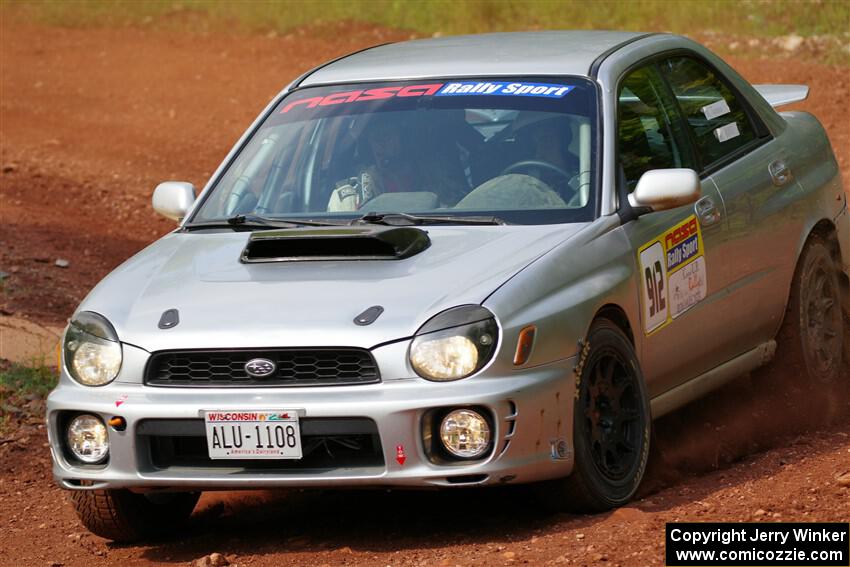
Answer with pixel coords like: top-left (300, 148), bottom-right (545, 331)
top-left (512, 113), bottom-right (579, 195)
top-left (327, 114), bottom-right (468, 212)
top-left (453, 114), bottom-right (578, 210)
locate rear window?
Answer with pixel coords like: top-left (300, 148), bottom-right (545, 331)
top-left (659, 57), bottom-right (756, 167)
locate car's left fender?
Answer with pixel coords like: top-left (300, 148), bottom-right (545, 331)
top-left (482, 214), bottom-right (644, 387)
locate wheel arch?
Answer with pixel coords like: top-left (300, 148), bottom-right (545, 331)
top-left (773, 216), bottom-right (847, 381)
top-left (592, 303), bottom-right (636, 347)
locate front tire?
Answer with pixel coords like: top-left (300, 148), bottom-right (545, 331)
top-left (70, 489), bottom-right (200, 542)
top-left (545, 318), bottom-right (651, 512)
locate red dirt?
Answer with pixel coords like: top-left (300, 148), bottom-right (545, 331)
top-left (1, 19), bottom-right (848, 567)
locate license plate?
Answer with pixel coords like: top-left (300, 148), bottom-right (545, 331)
top-left (203, 410), bottom-right (302, 460)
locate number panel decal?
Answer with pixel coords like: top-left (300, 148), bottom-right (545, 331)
top-left (639, 242), bottom-right (668, 333)
top-left (637, 214), bottom-right (708, 335)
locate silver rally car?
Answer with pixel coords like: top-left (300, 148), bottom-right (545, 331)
top-left (48, 31), bottom-right (849, 541)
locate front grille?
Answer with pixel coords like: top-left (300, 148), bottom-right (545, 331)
top-left (145, 348), bottom-right (380, 388)
top-left (137, 418), bottom-right (384, 471)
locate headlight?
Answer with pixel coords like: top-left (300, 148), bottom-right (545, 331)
top-left (63, 312), bottom-right (122, 386)
top-left (410, 305), bottom-right (498, 381)
top-left (440, 409), bottom-right (492, 459)
top-left (66, 414), bottom-right (109, 464)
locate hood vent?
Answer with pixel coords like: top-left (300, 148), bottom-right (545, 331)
top-left (241, 225), bottom-right (431, 263)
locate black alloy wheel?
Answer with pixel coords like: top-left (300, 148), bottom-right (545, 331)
top-left (777, 233), bottom-right (845, 384)
top-left (581, 349), bottom-right (644, 483)
top-left (543, 318), bottom-right (651, 512)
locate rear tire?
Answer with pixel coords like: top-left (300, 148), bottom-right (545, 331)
top-left (542, 318), bottom-right (651, 512)
top-left (776, 234), bottom-right (845, 383)
top-left (70, 489), bottom-right (200, 542)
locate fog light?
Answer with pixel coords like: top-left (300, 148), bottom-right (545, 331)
top-left (66, 414), bottom-right (108, 464)
top-left (439, 409), bottom-right (491, 459)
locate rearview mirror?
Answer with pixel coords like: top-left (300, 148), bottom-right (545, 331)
top-left (627, 169), bottom-right (701, 212)
top-left (152, 181), bottom-right (196, 222)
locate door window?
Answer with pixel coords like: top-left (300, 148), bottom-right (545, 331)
top-left (617, 65), bottom-right (692, 191)
top-left (659, 56), bottom-right (756, 167)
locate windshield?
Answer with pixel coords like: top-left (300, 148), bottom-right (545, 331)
top-left (190, 77), bottom-right (598, 226)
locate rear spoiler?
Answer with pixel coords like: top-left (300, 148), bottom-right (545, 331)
top-left (753, 84), bottom-right (809, 108)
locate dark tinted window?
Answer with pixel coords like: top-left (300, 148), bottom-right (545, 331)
top-left (659, 56), bottom-right (756, 167)
top-left (618, 65), bottom-right (692, 191)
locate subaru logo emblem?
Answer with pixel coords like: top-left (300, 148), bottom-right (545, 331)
top-left (244, 358), bottom-right (276, 378)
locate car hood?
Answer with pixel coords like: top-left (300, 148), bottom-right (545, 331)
top-left (78, 224), bottom-right (584, 352)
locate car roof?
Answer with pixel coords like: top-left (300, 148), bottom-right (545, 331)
top-left (299, 31), bottom-right (649, 86)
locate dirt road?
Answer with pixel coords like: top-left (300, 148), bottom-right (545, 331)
top-left (1, 19), bottom-right (848, 567)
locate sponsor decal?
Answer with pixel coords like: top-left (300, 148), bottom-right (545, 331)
top-left (436, 81), bottom-right (574, 98)
top-left (637, 214), bottom-right (708, 335)
top-left (669, 257), bottom-right (707, 319)
top-left (280, 83), bottom-right (444, 113)
top-left (396, 444), bottom-right (406, 466)
top-left (664, 217), bottom-right (701, 271)
top-left (279, 81), bottom-right (574, 113)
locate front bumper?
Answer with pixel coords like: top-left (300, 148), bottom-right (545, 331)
top-left (47, 356), bottom-right (577, 490)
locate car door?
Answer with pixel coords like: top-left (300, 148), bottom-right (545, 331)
top-left (658, 55), bottom-right (788, 359)
top-left (617, 63), bottom-right (729, 397)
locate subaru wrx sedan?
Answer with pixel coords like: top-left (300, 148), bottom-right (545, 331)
top-left (47, 31), bottom-right (849, 541)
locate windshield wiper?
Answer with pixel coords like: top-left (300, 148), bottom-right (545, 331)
top-left (227, 214), bottom-right (345, 228)
top-left (354, 212), bottom-right (506, 226)
top-left (184, 214), bottom-right (344, 231)
top-left (185, 212), bottom-right (505, 231)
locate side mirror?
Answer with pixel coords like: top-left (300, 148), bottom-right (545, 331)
top-left (627, 169), bottom-right (701, 212)
top-left (152, 181), bottom-right (196, 222)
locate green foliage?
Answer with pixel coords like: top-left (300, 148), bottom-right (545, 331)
top-left (5, 0), bottom-right (849, 39)
top-left (0, 360), bottom-right (58, 400)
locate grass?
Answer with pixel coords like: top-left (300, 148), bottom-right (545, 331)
top-left (0, 360), bottom-right (56, 433)
top-left (0, 360), bottom-right (57, 400)
top-left (4, 0), bottom-right (849, 39)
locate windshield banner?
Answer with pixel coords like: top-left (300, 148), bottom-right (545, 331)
top-left (281, 81), bottom-right (574, 113)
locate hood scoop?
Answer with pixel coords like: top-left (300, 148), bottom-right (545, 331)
top-left (241, 225), bottom-right (431, 263)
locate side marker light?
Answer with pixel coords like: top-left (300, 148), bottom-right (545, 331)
top-left (513, 325), bottom-right (536, 365)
